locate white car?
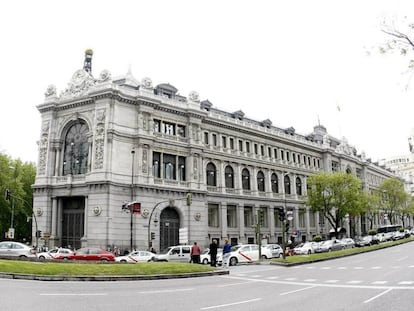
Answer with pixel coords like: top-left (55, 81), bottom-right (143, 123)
top-left (227, 244), bottom-right (273, 266)
top-left (0, 241), bottom-right (36, 258)
top-left (294, 242), bottom-right (318, 255)
top-left (37, 247), bottom-right (73, 261)
top-left (263, 244), bottom-right (282, 258)
top-left (200, 248), bottom-right (223, 265)
top-left (115, 250), bottom-right (156, 263)
top-left (339, 238), bottom-right (355, 249)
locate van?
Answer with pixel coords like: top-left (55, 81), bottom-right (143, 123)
top-left (154, 245), bottom-right (192, 262)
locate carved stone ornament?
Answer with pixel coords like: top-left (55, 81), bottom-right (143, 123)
top-left (44, 84), bottom-right (57, 98)
top-left (36, 208), bottom-right (43, 217)
top-left (141, 77), bottom-right (153, 89)
top-left (194, 212), bottom-right (201, 221)
top-left (141, 208), bottom-right (150, 218)
top-left (62, 69), bottom-right (96, 98)
top-left (93, 206), bottom-right (102, 216)
top-left (189, 91), bottom-right (200, 102)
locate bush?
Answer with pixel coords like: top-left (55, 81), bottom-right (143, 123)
top-left (368, 229), bottom-right (377, 236)
top-left (399, 227), bottom-right (405, 232)
top-left (313, 235), bottom-right (322, 242)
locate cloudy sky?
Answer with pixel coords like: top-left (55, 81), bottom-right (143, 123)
top-left (1, 0), bottom-right (414, 164)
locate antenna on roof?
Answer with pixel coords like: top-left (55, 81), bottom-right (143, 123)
top-left (83, 49), bottom-right (93, 74)
top-left (317, 115), bottom-right (321, 126)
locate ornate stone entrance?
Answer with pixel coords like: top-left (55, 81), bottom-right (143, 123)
top-left (61, 197), bottom-right (84, 249)
top-left (159, 207), bottom-right (180, 251)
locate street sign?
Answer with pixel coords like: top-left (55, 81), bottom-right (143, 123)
top-left (8, 228), bottom-right (14, 239)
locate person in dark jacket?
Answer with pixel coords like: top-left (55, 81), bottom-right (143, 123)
top-left (209, 239), bottom-right (218, 267)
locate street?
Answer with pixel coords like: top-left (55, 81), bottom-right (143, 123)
top-left (1, 242), bottom-right (414, 311)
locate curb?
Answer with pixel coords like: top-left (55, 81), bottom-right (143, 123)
top-left (0, 269), bottom-right (229, 282)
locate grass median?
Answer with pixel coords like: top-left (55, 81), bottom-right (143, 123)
top-left (0, 260), bottom-right (216, 276)
top-left (273, 236), bottom-right (414, 265)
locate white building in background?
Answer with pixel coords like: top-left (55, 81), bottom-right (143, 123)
top-left (32, 50), bottom-right (398, 253)
top-left (379, 129), bottom-right (414, 195)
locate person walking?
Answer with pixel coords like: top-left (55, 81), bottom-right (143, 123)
top-left (191, 242), bottom-right (201, 264)
top-left (209, 239), bottom-right (218, 267)
top-left (222, 239), bottom-right (232, 268)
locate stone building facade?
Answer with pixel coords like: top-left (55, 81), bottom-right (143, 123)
top-left (32, 52), bottom-right (396, 252)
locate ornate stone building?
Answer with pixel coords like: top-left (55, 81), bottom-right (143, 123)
top-left (32, 51), bottom-right (396, 252)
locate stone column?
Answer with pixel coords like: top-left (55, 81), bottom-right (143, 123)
top-left (238, 203), bottom-right (245, 243)
top-left (51, 197), bottom-right (58, 238)
top-left (221, 202), bottom-right (227, 239)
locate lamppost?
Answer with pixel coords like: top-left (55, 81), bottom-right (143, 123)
top-left (130, 149), bottom-right (135, 251)
top-left (9, 166), bottom-right (17, 239)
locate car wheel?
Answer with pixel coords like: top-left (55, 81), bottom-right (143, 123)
top-left (18, 255), bottom-right (27, 258)
top-left (261, 255), bottom-right (267, 260)
top-left (202, 258), bottom-right (209, 265)
top-left (230, 257), bottom-right (238, 266)
top-left (39, 256), bottom-right (46, 261)
top-left (62, 257), bottom-right (70, 261)
top-left (120, 259), bottom-right (127, 263)
top-left (100, 258), bottom-right (109, 262)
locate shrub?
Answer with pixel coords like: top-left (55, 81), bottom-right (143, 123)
top-left (399, 227), bottom-right (405, 232)
top-left (313, 235), bottom-right (322, 242)
top-left (368, 229), bottom-right (377, 236)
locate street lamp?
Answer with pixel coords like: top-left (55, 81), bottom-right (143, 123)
top-left (9, 166), bottom-right (16, 237)
top-left (130, 149), bottom-right (135, 251)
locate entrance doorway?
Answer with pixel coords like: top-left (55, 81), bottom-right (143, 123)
top-left (159, 207), bottom-right (180, 251)
top-left (61, 197), bottom-right (85, 249)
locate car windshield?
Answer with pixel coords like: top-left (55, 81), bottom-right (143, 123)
top-left (159, 247), bottom-right (173, 254)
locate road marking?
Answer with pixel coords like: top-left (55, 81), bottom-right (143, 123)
top-left (398, 281), bottom-right (414, 285)
top-left (267, 276), bottom-right (279, 279)
top-left (363, 288), bottom-right (392, 304)
top-left (304, 279), bottom-right (317, 282)
top-left (280, 286), bottom-right (316, 296)
top-left (347, 281), bottom-right (363, 284)
top-left (371, 281), bottom-right (387, 285)
top-left (397, 256), bottom-right (408, 262)
top-left (284, 278), bottom-right (297, 281)
top-left (40, 293), bottom-right (107, 296)
top-left (218, 282), bottom-right (255, 287)
top-left (371, 266), bottom-right (381, 269)
top-left (337, 267), bottom-right (347, 270)
top-left (200, 298), bottom-right (262, 310)
top-left (321, 267), bottom-right (331, 270)
top-left (138, 288), bottom-right (194, 294)
top-left (325, 280), bottom-right (339, 283)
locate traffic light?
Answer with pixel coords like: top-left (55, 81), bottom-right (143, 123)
top-left (151, 232), bottom-right (155, 240)
top-left (186, 193), bottom-right (192, 206)
top-left (5, 189), bottom-right (10, 201)
top-left (35, 230), bottom-right (42, 238)
top-left (278, 207), bottom-right (285, 221)
top-left (285, 222), bottom-right (290, 233)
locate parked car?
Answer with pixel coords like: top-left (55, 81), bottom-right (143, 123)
top-left (115, 250), bottom-right (156, 263)
top-left (314, 239), bottom-right (344, 253)
top-left (392, 231), bottom-right (406, 240)
top-left (294, 242), bottom-right (318, 255)
top-left (37, 247), bottom-right (73, 261)
top-left (200, 248), bottom-right (223, 265)
top-left (0, 241), bottom-right (36, 258)
top-left (154, 245), bottom-right (192, 262)
top-left (67, 247), bottom-right (115, 261)
top-left (339, 238), bottom-right (355, 249)
top-left (227, 244), bottom-right (273, 266)
top-left (263, 244), bottom-right (282, 258)
top-left (354, 236), bottom-right (373, 247)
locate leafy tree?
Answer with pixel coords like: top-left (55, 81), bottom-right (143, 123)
top-left (0, 153), bottom-right (36, 243)
top-left (307, 172), bottom-right (364, 238)
top-left (399, 196), bottom-right (414, 228)
top-left (378, 178), bottom-right (409, 225)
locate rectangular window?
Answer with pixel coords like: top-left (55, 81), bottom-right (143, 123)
top-left (230, 138), bottom-right (234, 149)
top-left (260, 145), bottom-right (264, 156)
top-left (163, 153), bottom-right (176, 180)
top-left (238, 140), bottom-right (243, 152)
top-left (281, 150), bottom-right (284, 160)
top-left (274, 211), bottom-right (282, 228)
top-left (154, 119), bottom-right (161, 133)
top-left (212, 134), bottom-right (217, 146)
top-left (222, 136), bottom-right (227, 148)
top-left (259, 207), bottom-right (268, 227)
top-left (309, 211), bottom-right (316, 227)
top-left (164, 122), bottom-right (175, 135)
top-left (204, 132), bottom-right (209, 145)
top-left (178, 156), bottom-right (186, 181)
top-left (244, 206), bottom-right (253, 227)
top-left (254, 144), bottom-right (258, 154)
top-left (208, 204), bottom-right (219, 227)
top-left (152, 152), bottom-right (161, 178)
top-left (274, 148), bottom-right (278, 159)
top-left (268, 147), bottom-right (271, 158)
top-left (292, 153), bottom-right (296, 163)
top-left (299, 210), bottom-right (305, 228)
top-left (286, 151), bottom-right (290, 161)
top-left (227, 205), bottom-right (237, 228)
top-left (246, 142), bottom-right (250, 153)
top-left (331, 161), bottom-right (339, 172)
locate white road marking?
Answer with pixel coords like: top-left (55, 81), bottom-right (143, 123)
top-left (138, 288), bottom-right (194, 294)
top-left (347, 281), bottom-right (363, 284)
top-left (396, 256), bottom-right (408, 262)
top-left (218, 282), bottom-right (255, 287)
top-left (371, 281), bottom-right (387, 285)
top-left (284, 278), bottom-right (297, 281)
top-left (398, 281), bottom-right (414, 285)
top-left (371, 266), bottom-right (381, 269)
top-left (280, 286), bottom-right (316, 296)
top-left (40, 293), bottom-right (107, 296)
top-left (363, 288), bottom-right (392, 304)
top-left (267, 276), bottom-right (279, 279)
top-left (304, 279), bottom-right (317, 282)
top-left (325, 280), bottom-right (339, 283)
top-left (321, 267), bottom-right (331, 270)
top-left (337, 267), bottom-right (347, 270)
top-left (200, 298), bottom-right (262, 310)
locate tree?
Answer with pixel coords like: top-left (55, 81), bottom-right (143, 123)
top-left (307, 172), bottom-right (364, 238)
top-left (378, 178), bottom-right (409, 225)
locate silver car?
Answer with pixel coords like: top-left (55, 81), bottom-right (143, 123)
top-left (0, 241), bottom-right (36, 258)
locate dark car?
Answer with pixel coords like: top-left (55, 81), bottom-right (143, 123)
top-left (67, 247), bottom-right (115, 262)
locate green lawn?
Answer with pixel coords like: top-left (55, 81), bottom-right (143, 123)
top-left (273, 236), bottom-right (414, 265)
top-left (0, 260), bottom-right (215, 276)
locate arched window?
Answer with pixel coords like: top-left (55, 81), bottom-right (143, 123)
top-left (296, 177), bottom-right (302, 195)
top-left (257, 171), bottom-right (265, 192)
top-left (63, 121), bottom-right (89, 175)
top-left (242, 168), bottom-right (250, 190)
top-left (225, 165), bottom-right (234, 188)
top-left (271, 173), bottom-right (278, 193)
top-left (284, 174), bottom-right (291, 194)
top-left (346, 167), bottom-right (352, 174)
top-left (206, 162), bottom-right (217, 186)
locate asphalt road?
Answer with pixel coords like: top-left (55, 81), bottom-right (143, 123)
top-left (1, 242), bottom-right (414, 311)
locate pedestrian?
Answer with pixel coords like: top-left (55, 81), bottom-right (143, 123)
top-left (191, 242), bottom-right (201, 264)
top-left (222, 239), bottom-right (232, 268)
top-left (209, 239), bottom-right (218, 267)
